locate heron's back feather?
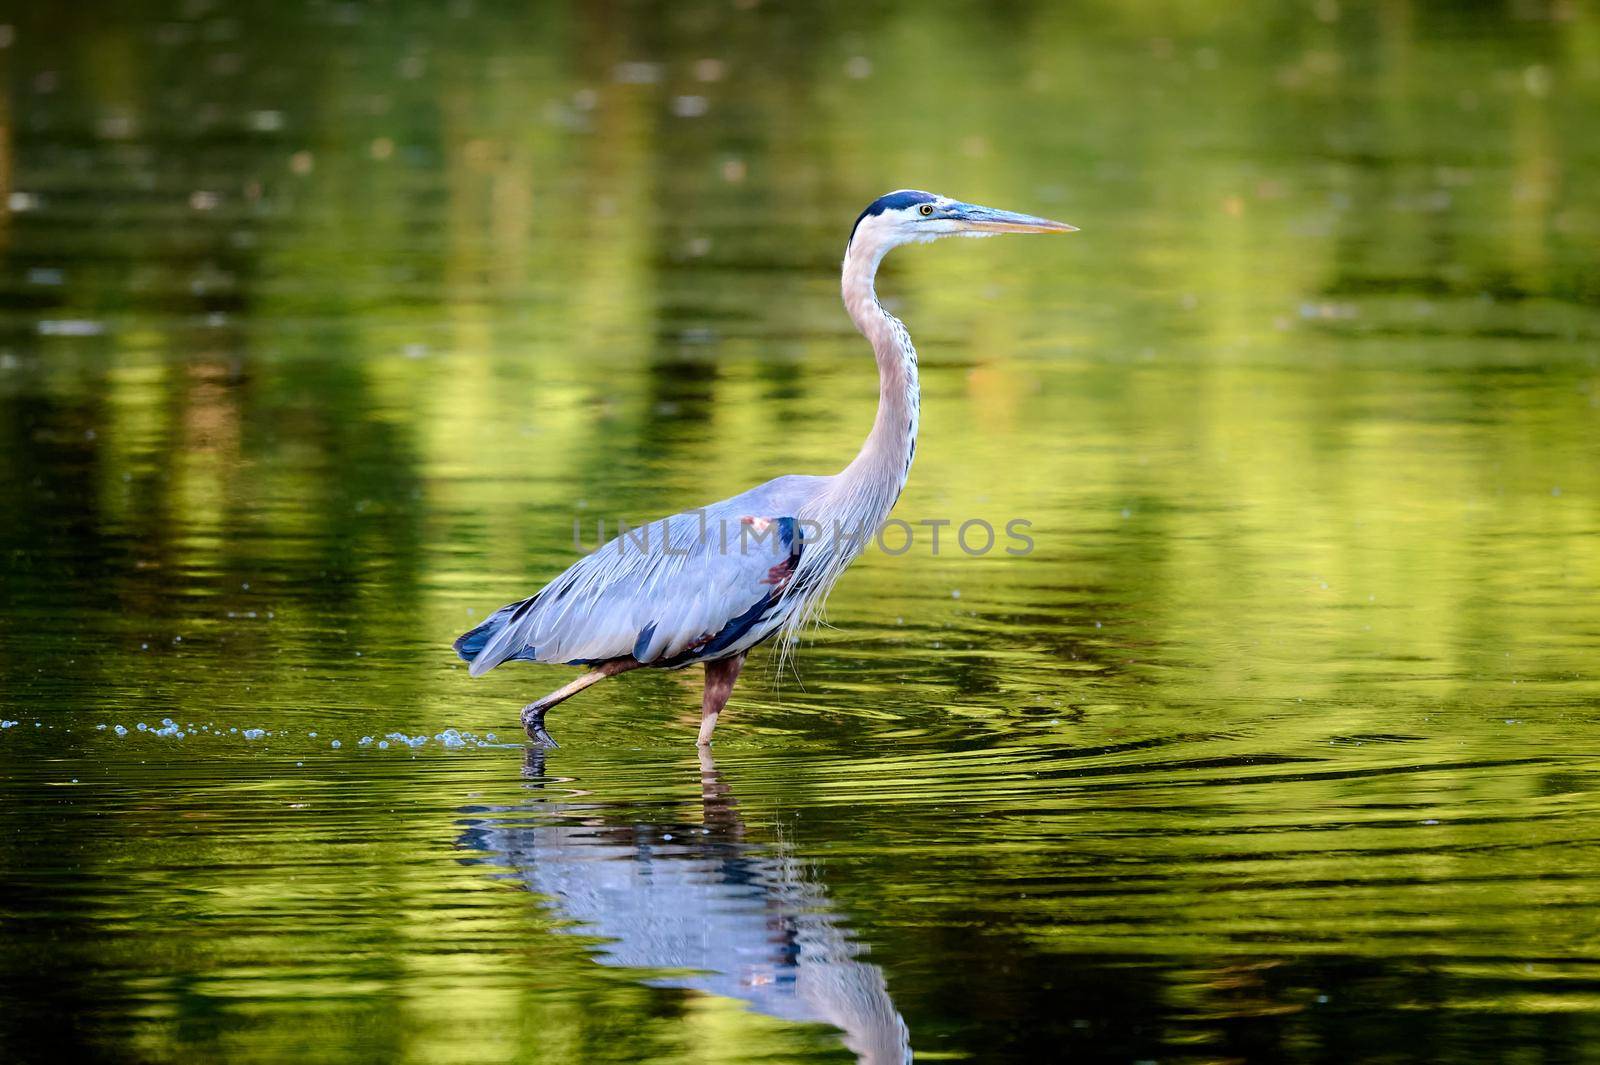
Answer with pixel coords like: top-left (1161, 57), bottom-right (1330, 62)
top-left (455, 476), bottom-right (825, 676)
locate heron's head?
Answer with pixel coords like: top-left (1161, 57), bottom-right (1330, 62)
top-left (846, 189), bottom-right (1077, 258)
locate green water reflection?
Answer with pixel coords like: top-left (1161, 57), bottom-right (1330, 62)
top-left (2, 1), bottom-right (1599, 1062)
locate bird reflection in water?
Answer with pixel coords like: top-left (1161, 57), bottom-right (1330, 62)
top-left (458, 750), bottom-right (912, 1065)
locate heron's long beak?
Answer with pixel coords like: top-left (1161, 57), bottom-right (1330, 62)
top-left (950, 203), bottom-right (1078, 234)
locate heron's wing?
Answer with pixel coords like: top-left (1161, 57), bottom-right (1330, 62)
top-left (456, 507), bottom-right (805, 675)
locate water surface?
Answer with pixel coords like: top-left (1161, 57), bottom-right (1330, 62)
top-left (2, 2), bottom-right (1600, 1062)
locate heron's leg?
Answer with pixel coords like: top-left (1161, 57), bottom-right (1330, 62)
top-left (520, 658), bottom-right (640, 747)
top-left (698, 653), bottom-right (746, 747)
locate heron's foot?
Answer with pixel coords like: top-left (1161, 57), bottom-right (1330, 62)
top-left (520, 703), bottom-right (560, 748)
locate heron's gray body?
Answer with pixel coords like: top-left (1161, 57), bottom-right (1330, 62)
top-left (455, 189), bottom-right (1074, 745)
top-left (458, 473), bottom-right (833, 673)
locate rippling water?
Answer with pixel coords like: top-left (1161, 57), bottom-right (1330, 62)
top-left (3, 1), bottom-right (1600, 1061)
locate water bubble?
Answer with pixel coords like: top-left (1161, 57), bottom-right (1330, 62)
top-left (613, 61), bottom-right (660, 84)
top-left (1523, 64), bottom-right (1551, 98)
top-left (113, 725), bottom-right (128, 736)
top-left (38, 319), bottom-right (104, 336)
top-left (330, 740), bottom-right (341, 749)
top-left (377, 740), bottom-right (389, 749)
top-left (671, 95), bottom-right (709, 118)
top-left (243, 728), bottom-right (266, 740)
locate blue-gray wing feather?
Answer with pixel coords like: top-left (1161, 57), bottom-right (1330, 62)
top-left (456, 476), bottom-right (825, 676)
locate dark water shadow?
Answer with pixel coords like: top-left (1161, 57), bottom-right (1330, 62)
top-left (457, 749), bottom-right (912, 1065)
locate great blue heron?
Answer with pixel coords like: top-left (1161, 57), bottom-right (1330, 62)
top-left (456, 190), bottom-right (1076, 746)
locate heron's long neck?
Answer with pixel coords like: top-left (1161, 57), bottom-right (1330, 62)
top-left (774, 238), bottom-right (921, 640)
top-left (837, 241), bottom-right (919, 515)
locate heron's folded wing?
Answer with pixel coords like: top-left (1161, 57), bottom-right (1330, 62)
top-left (463, 511), bottom-right (801, 675)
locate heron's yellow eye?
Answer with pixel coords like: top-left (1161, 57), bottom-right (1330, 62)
top-left (919, 204), bottom-right (935, 217)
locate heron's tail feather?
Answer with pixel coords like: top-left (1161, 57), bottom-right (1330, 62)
top-left (454, 596), bottom-right (537, 675)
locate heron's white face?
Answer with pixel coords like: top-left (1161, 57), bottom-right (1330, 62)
top-left (848, 190), bottom-right (1076, 256)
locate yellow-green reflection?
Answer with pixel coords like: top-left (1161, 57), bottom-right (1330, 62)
top-left (1, 1), bottom-right (1599, 1062)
